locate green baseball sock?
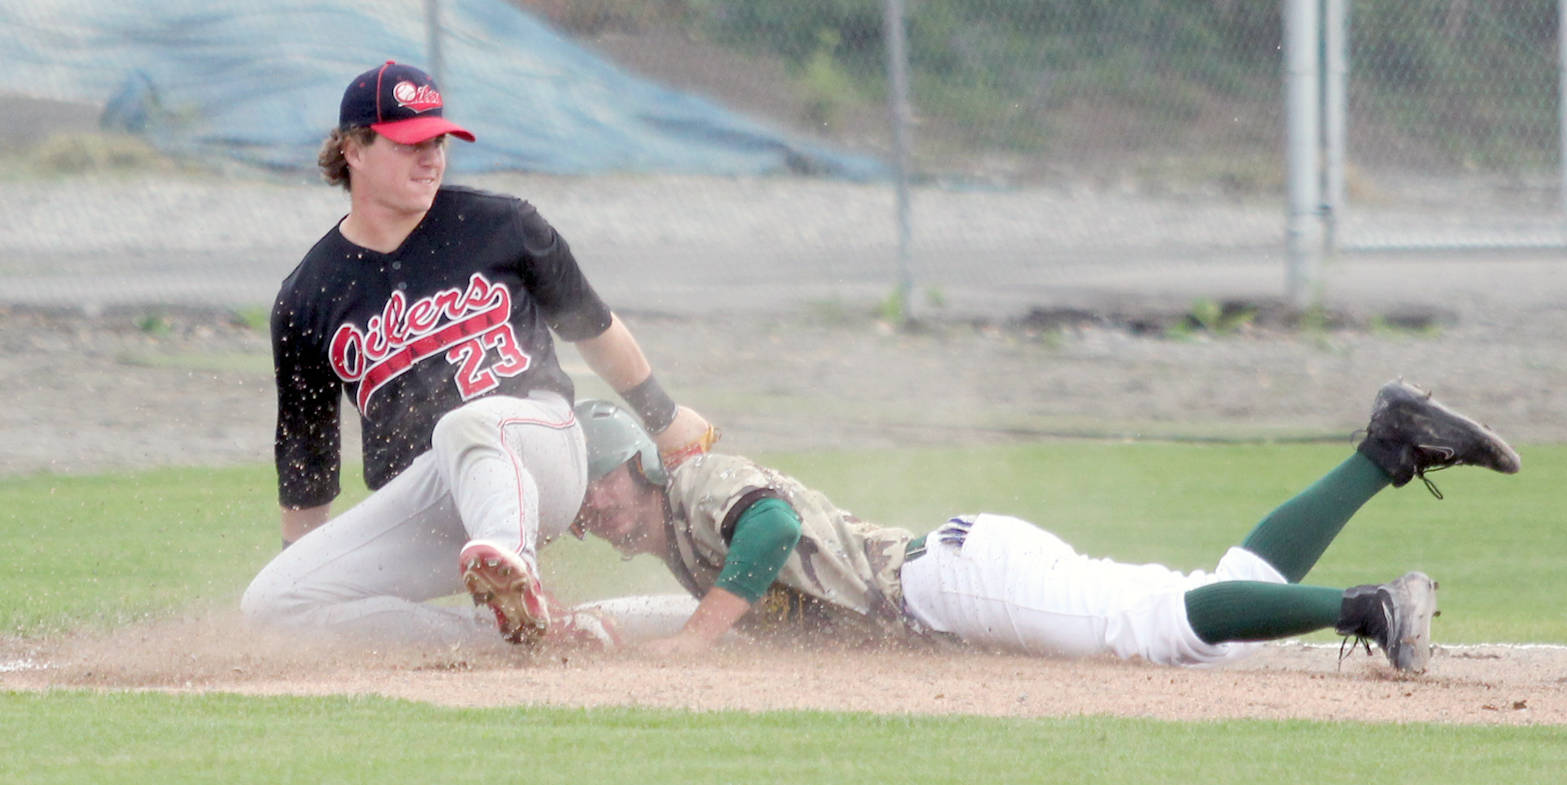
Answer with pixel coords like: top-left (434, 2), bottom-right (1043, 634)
top-left (1239, 452), bottom-right (1390, 583)
top-left (1185, 581), bottom-right (1344, 644)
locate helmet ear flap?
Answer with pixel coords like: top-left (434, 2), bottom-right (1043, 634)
top-left (628, 453), bottom-right (649, 485)
top-left (631, 441), bottom-right (667, 486)
top-left (628, 452), bottom-right (666, 487)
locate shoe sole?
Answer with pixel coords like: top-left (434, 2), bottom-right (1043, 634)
top-left (1380, 380), bottom-right (1522, 475)
top-left (1385, 571), bottom-right (1438, 673)
top-left (460, 540), bottom-right (550, 645)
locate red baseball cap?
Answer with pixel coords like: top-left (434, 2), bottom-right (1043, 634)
top-left (339, 60), bottom-right (475, 144)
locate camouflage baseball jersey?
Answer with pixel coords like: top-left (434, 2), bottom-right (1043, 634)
top-left (662, 453), bottom-right (924, 645)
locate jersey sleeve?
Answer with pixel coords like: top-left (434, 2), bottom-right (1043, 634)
top-left (271, 292), bottom-right (343, 508)
top-left (713, 497), bottom-right (803, 603)
top-left (512, 202), bottom-right (613, 341)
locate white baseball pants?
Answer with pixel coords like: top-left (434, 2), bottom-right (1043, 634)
top-left (241, 391), bottom-right (587, 647)
top-left (899, 513), bottom-right (1286, 666)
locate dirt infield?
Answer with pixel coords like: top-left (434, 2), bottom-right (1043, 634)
top-left (2, 304), bottom-right (1565, 725)
top-left (3, 612), bottom-right (1563, 725)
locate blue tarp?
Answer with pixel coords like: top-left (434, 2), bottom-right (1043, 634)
top-left (0, 0), bottom-right (889, 179)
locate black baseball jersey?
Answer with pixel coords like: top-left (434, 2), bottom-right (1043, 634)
top-left (272, 185), bottom-right (613, 508)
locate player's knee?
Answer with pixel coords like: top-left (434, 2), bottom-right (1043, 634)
top-left (240, 574), bottom-right (310, 628)
top-left (430, 401), bottom-right (490, 456)
top-left (239, 579), bottom-right (283, 623)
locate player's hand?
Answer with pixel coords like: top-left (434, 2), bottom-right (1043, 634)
top-left (652, 405), bottom-right (719, 469)
top-left (548, 607), bottom-right (624, 651)
top-left (534, 589), bottom-right (623, 651)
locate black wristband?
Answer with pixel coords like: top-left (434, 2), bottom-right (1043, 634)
top-left (620, 374), bottom-right (678, 432)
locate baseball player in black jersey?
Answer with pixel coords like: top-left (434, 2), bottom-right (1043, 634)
top-left (242, 61), bottom-right (717, 648)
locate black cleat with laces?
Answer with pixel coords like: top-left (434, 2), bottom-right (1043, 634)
top-left (1335, 571), bottom-right (1439, 673)
top-left (1356, 379), bottom-right (1521, 497)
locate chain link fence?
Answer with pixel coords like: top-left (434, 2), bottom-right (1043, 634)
top-left (1334, 0), bottom-right (1564, 250)
top-left (3, 0), bottom-right (1561, 316)
top-left (533, 0), bottom-right (1564, 313)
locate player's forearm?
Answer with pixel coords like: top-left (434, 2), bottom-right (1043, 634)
top-left (280, 504), bottom-right (331, 546)
top-left (574, 314), bottom-right (654, 393)
top-left (574, 313), bottom-right (717, 461)
top-left (576, 314), bottom-right (688, 436)
top-left (639, 587), bottom-right (751, 657)
top-left (678, 586), bottom-right (753, 646)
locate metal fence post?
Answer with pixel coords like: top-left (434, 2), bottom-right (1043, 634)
top-left (425, 0), bottom-right (445, 89)
top-left (1284, 0), bottom-right (1322, 309)
top-left (1322, 0), bottom-right (1348, 256)
top-left (1559, 0), bottom-right (1567, 217)
top-left (883, 0), bottom-right (914, 325)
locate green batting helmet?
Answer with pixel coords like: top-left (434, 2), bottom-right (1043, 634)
top-left (575, 398), bottom-right (668, 486)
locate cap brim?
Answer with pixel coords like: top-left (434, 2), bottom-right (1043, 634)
top-left (371, 116), bottom-right (475, 144)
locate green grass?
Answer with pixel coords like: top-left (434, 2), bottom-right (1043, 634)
top-left (2, 442), bottom-right (1559, 641)
top-left (763, 441), bottom-right (1561, 644)
top-left (1, 466), bottom-right (282, 633)
top-left (2, 691), bottom-right (1562, 785)
top-left (2, 442), bottom-right (1563, 783)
